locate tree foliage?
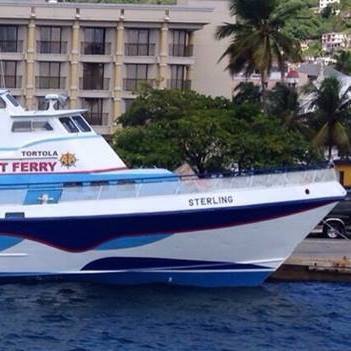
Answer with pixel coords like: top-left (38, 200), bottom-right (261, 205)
top-left (233, 82), bottom-right (261, 106)
top-left (113, 89), bottom-right (317, 173)
top-left (119, 88), bottom-right (232, 127)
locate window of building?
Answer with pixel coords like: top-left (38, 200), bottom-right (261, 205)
top-left (37, 62), bottom-right (63, 89)
top-left (0, 25), bottom-right (18, 52)
top-left (0, 61), bottom-right (18, 89)
top-left (39, 26), bottom-right (63, 54)
top-left (82, 98), bottom-right (105, 125)
top-left (82, 63), bottom-right (105, 90)
top-left (12, 120), bottom-right (53, 133)
top-left (59, 117), bottom-right (79, 133)
top-left (169, 65), bottom-right (189, 90)
top-left (124, 64), bottom-right (149, 91)
top-left (72, 115), bottom-right (92, 132)
top-left (169, 30), bottom-right (192, 57)
top-left (125, 29), bottom-right (155, 56)
top-left (84, 27), bottom-right (106, 55)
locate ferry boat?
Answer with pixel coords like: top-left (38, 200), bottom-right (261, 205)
top-left (0, 90), bottom-right (345, 287)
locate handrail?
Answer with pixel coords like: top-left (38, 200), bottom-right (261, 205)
top-left (0, 164), bottom-right (335, 191)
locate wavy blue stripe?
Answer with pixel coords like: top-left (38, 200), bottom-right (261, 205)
top-left (82, 257), bottom-right (268, 271)
top-left (0, 196), bottom-right (340, 252)
top-left (0, 236), bottom-right (22, 250)
top-left (96, 234), bottom-right (171, 250)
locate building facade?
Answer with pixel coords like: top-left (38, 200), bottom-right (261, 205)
top-left (0, 0), bottom-right (233, 135)
top-left (319, 0), bottom-right (340, 10)
top-left (322, 32), bottom-right (349, 52)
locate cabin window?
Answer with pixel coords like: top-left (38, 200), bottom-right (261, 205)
top-left (12, 120), bottom-right (53, 133)
top-left (12, 121), bottom-right (31, 132)
top-left (72, 115), bottom-right (91, 132)
top-left (0, 98), bottom-right (5, 109)
top-left (6, 94), bottom-right (19, 107)
top-left (32, 121), bottom-right (53, 131)
top-left (59, 117), bottom-right (79, 133)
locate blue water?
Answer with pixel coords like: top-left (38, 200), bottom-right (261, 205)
top-left (1, 282), bottom-right (350, 351)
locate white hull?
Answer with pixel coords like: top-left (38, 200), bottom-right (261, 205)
top-left (0, 182), bottom-right (341, 287)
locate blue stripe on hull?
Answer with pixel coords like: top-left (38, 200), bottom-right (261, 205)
top-left (81, 257), bottom-right (267, 271)
top-left (95, 234), bottom-right (171, 250)
top-left (0, 270), bottom-right (273, 287)
top-left (0, 197), bottom-right (340, 252)
top-left (74, 271), bottom-right (274, 287)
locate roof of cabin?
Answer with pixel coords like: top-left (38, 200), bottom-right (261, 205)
top-left (10, 109), bottom-right (87, 118)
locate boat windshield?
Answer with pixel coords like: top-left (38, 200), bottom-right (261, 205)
top-left (72, 115), bottom-right (91, 132)
top-left (6, 94), bottom-right (19, 107)
top-left (59, 117), bottom-right (79, 133)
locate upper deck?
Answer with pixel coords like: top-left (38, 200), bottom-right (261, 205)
top-left (0, 91), bottom-right (130, 177)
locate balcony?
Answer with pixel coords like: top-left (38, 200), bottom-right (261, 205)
top-left (37, 41), bottom-right (67, 54)
top-left (123, 78), bottom-right (155, 92)
top-left (84, 112), bottom-right (108, 126)
top-left (125, 43), bottom-right (156, 56)
top-left (0, 40), bottom-right (23, 53)
top-left (80, 77), bottom-right (110, 90)
top-left (81, 42), bottom-right (111, 55)
top-left (167, 79), bottom-right (191, 90)
top-left (169, 44), bottom-right (194, 57)
top-left (1, 75), bottom-right (22, 89)
top-left (36, 76), bottom-right (66, 90)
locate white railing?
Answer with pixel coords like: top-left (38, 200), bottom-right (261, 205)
top-left (59, 169), bottom-right (337, 203)
top-left (0, 169), bottom-right (337, 206)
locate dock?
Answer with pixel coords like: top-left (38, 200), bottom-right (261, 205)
top-left (270, 239), bottom-right (351, 282)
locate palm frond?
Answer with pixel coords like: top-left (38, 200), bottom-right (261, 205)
top-left (215, 22), bottom-right (249, 40)
top-left (271, 31), bottom-right (302, 62)
top-left (332, 121), bottom-right (350, 152)
top-left (228, 0), bottom-right (277, 23)
top-left (313, 123), bottom-right (329, 148)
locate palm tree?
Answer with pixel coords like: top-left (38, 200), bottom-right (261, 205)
top-left (267, 82), bottom-right (308, 132)
top-left (216, 0), bottom-right (302, 101)
top-left (305, 77), bottom-right (351, 160)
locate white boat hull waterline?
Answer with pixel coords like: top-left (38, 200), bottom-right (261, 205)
top-left (0, 91), bottom-right (345, 287)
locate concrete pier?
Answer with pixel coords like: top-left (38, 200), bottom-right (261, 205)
top-left (270, 239), bottom-right (351, 282)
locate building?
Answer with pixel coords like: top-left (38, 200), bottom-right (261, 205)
top-left (319, 0), bottom-right (340, 10)
top-left (0, 0), bottom-right (233, 135)
top-left (334, 160), bottom-right (351, 188)
top-left (322, 32), bottom-right (349, 52)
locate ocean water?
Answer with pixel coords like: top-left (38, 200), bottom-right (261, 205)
top-left (0, 282), bottom-right (350, 351)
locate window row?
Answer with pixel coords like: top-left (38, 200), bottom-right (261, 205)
top-left (0, 25), bottom-right (193, 57)
top-left (0, 62), bottom-right (191, 92)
